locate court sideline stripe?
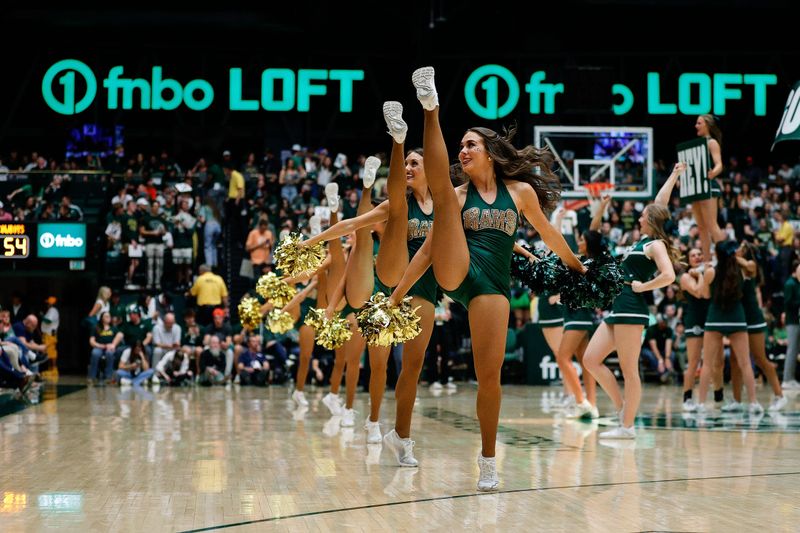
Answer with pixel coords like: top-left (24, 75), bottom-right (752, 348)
top-left (176, 470), bottom-right (800, 532)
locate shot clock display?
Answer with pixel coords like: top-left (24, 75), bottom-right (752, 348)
top-left (0, 223), bottom-right (30, 259)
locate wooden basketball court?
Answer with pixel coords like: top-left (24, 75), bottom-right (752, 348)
top-left (2, 379), bottom-right (799, 532)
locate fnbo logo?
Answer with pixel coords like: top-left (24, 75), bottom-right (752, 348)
top-left (42, 59), bottom-right (98, 115)
top-left (42, 59), bottom-right (214, 115)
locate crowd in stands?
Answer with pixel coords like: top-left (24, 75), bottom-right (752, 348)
top-left (3, 144), bottom-right (800, 393)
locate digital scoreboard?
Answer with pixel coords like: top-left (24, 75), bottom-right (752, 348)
top-left (0, 223), bottom-right (31, 259)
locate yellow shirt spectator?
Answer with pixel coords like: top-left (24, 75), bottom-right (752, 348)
top-left (775, 220), bottom-right (794, 247)
top-left (190, 270), bottom-right (229, 306)
top-left (228, 170), bottom-right (245, 200)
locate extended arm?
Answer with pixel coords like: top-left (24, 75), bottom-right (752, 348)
top-left (519, 186), bottom-right (584, 273)
top-left (303, 201), bottom-right (389, 247)
top-left (590, 195), bottom-right (612, 231)
top-left (654, 162), bottom-right (687, 208)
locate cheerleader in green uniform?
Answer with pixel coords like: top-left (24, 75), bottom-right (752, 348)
top-left (679, 248), bottom-right (711, 412)
top-left (723, 241), bottom-right (785, 412)
top-left (695, 240), bottom-right (762, 414)
top-left (692, 115), bottom-right (727, 264)
top-left (584, 162), bottom-right (686, 439)
top-left (388, 66), bottom-right (584, 490)
top-left (303, 105), bottom-right (438, 458)
top-left (537, 207), bottom-right (568, 393)
top-left (558, 194), bottom-right (612, 419)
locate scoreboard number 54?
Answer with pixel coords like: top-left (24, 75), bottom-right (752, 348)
top-left (2, 235), bottom-right (29, 258)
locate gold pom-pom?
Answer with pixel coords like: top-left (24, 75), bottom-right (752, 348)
top-left (356, 292), bottom-right (421, 347)
top-left (237, 297), bottom-right (263, 331)
top-left (316, 315), bottom-right (353, 350)
top-left (266, 309), bottom-right (295, 334)
top-left (274, 233), bottom-right (327, 278)
top-left (304, 307), bottom-right (326, 330)
top-left (255, 272), bottom-right (297, 307)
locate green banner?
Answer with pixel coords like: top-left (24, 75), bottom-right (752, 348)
top-left (677, 138), bottom-right (711, 205)
top-left (773, 81), bottom-right (800, 150)
top-left (37, 223), bottom-right (86, 258)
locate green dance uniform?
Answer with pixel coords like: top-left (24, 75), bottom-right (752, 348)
top-left (406, 195), bottom-right (438, 304)
top-left (563, 306), bottom-right (594, 332)
top-left (298, 296), bottom-right (315, 326)
top-left (445, 179), bottom-right (518, 307)
top-left (705, 275), bottom-right (747, 334)
top-left (682, 290), bottom-right (710, 338)
top-left (605, 236), bottom-right (658, 326)
top-left (709, 178), bottom-right (721, 198)
top-left (538, 293), bottom-right (564, 327)
top-left (742, 276), bottom-right (767, 333)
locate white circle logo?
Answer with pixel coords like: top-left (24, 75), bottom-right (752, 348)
top-left (40, 232), bottom-right (56, 248)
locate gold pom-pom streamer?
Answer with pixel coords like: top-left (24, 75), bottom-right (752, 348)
top-left (316, 315), bottom-right (353, 350)
top-left (266, 309), bottom-right (295, 334)
top-left (304, 307), bottom-right (326, 330)
top-left (238, 297), bottom-right (263, 331)
top-left (255, 272), bottom-right (297, 308)
top-left (274, 233), bottom-right (327, 278)
top-left (356, 292), bottom-right (421, 347)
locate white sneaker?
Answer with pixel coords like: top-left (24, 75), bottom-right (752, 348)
top-left (151, 376), bottom-right (160, 385)
top-left (768, 395), bottom-right (788, 412)
top-left (429, 382), bottom-right (443, 391)
top-left (382, 101), bottom-right (408, 144)
top-left (781, 380), bottom-right (800, 390)
top-left (748, 402), bottom-right (764, 416)
top-left (362, 156), bottom-right (381, 188)
top-left (721, 400), bottom-right (743, 412)
top-left (325, 183), bottom-right (340, 211)
top-left (309, 216), bottom-right (322, 237)
top-left (383, 429), bottom-right (419, 467)
top-left (292, 389), bottom-right (309, 407)
top-left (365, 419), bottom-right (383, 444)
top-left (589, 406), bottom-right (600, 419)
top-left (446, 382), bottom-right (457, 392)
top-left (323, 392), bottom-right (343, 416)
top-left (120, 378), bottom-right (132, 386)
top-left (412, 67), bottom-right (439, 111)
top-left (565, 399), bottom-right (594, 419)
top-left (477, 454), bottom-right (499, 491)
top-left (599, 426), bottom-right (636, 439)
top-left (682, 399), bottom-right (698, 412)
top-left (341, 408), bottom-right (356, 427)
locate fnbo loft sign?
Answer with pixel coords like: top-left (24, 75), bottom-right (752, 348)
top-left (42, 59), bottom-right (365, 115)
top-left (463, 64), bottom-right (777, 119)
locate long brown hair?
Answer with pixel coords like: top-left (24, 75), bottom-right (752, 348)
top-left (645, 204), bottom-right (682, 265)
top-left (713, 241), bottom-right (742, 309)
top-left (465, 125), bottom-right (562, 212)
top-left (701, 114), bottom-right (723, 147)
top-left (740, 240), bottom-right (763, 286)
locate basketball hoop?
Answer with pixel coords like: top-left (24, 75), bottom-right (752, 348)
top-left (582, 182), bottom-right (614, 198)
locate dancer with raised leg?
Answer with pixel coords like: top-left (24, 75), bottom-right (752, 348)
top-left (389, 67), bottom-right (584, 490)
top-left (583, 162), bottom-right (685, 439)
